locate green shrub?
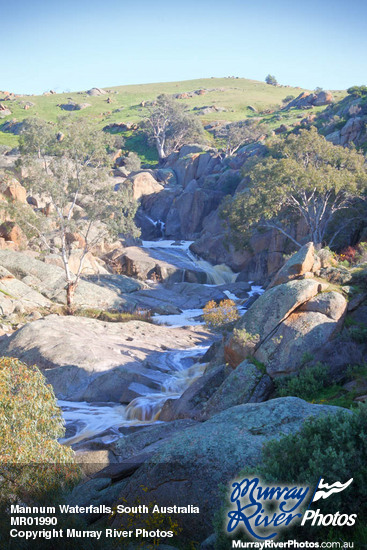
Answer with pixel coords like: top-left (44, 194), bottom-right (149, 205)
top-left (347, 85), bottom-right (367, 98)
top-left (282, 95), bottom-right (295, 104)
top-left (275, 363), bottom-right (329, 400)
top-left (0, 357), bottom-right (79, 506)
top-left (348, 323), bottom-right (367, 344)
top-left (258, 405), bottom-right (367, 541)
top-left (265, 74), bottom-right (278, 86)
top-left (203, 299), bottom-right (239, 331)
top-left (122, 151), bottom-right (141, 172)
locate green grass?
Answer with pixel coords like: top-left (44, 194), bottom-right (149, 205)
top-left (0, 77), bottom-right (347, 154)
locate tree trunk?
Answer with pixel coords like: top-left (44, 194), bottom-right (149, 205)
top-left (156, 139), bottom-right (166, 162)
top-left (66, 281), bottom-right (76, 314)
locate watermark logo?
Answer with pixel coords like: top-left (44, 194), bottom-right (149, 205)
top-left (226, 477), bottom-right (309, 540)
top-left (226, 476), bottom-right (356, 540)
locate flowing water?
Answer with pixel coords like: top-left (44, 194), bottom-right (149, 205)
top-left (60, 346), bottom-right (208, 447)
top-left (60, 240), bottom-right (263, 447)
top-left (141, 239), bottom-right (237, 285)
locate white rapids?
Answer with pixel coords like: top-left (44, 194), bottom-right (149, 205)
top-left (59, 239), bottom-right (263, 446)
top-left (59, 346), bottom-right (208, 446)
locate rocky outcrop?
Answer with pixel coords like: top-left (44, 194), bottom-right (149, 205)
top-left (225, 279), bottom-right (321, 367)
top-left (128, 172), bottom-right (164, 200)
top-left (111, 398), bottom-right (343, 540)
top-left (224, 262), bottom-right (347, 377)
top-left (201, 360), bottom-right (273, 418)
top-left (0, 222), bottom-right (26, 248)
top-left (165, 185), bottom-right (223, 239)
top-left (86, 88), bottom-right (107, 96)
top-left (0, 177), bottom-right (27, 203)
top-left (1, 119), bottom-right (23, 134)
top-left (268, 242), bottom-right (315, 287)
top-left (44, 251), bottom-right (109, 276)
top-left (104, 246), bottom-right (208, 283)
top-left (327, 116), bottom-right (365, 147)
top-left (255, 291), bottom-right (347, 377)
top-left (284, 91), bottom-right (334, 110)
top-left (0, 265), bottom-right (51, 315)
top-left (164, 145), bottom-right (221, 188)
top-left (0, 249), bottom-right (140, 308)
top-left (224, 243), bottom-right (351, 378)
top-left (0, 316), bottom-right (207, 401)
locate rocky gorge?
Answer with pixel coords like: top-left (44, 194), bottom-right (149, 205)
top-left (0, 129), bottom-right (367, 547)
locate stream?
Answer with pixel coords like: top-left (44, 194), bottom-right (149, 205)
top-left (59, 240), bottom-right (263, 449)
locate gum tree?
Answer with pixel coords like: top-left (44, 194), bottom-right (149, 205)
top-left (223, 128), bottom-right (367, 248)
top-left (13, 117), bottom-right (139, 310)
top-left (144, 94), bottom-right (205, 161)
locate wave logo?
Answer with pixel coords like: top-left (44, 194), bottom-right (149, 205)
top-left (301, 478), bottom-right (357, 528)
top-left (311, 478), bottom-right (353, 503)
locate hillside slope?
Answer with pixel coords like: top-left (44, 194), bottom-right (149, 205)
top-left (0, 77), bottom-right (346, 156)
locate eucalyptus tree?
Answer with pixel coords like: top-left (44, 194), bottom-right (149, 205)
top-left (222, 128), bottom-right (367, 248)
top-left (14, 117), bottom-right (139, 310)
top-left (145, 94), bottom-right (205, 161)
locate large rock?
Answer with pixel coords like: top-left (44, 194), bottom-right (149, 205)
top-left (165, 186), bottom-right (223, 239)
top-left (285, 91), bottom-right (333, 110)
top-left (0, 177), bottom-right (27, 203)
top-left (112, 419), bottom-right (197, 460)
top-left (44, 251), bottom-right (109, 276)
top-left (312, 91), bottom-right (334, 106)
top-left (0, 222), bottom-right (26, 248)
top-left (268, 242), bottom-right (315, 287)
top-left (86, 88), bottom-right (107, 96)
top-left (112, 398), bottom-right (343, 540)
top-left (130, 283), bottom-right (228, 314)
top-left (0, 265), bottom-right (51, 315)
top-left (340, 117), bottom-right (364, 147)
top-left (191, 208), bottom-right (252, 272)
top-left (159, 365), bottom-right (227, 421)
top-left (201, 360), bottom-right (273, 418)
top-left (255, 291), bottom-right (347, 376)
top-left (129, 172), bottom-right (164, 200)
top-left (225, 279), bottom-right (321, 367)
top-left (140, 188), bottom-right (180, 228)
top-left (298, 291), bottom-right (347, 320)
top-left (0, 316), bottom-right (207, 401)
top-left (106, 246), bottom-right (208, 284)
top-left (0, 250), bottom-right (138, 308)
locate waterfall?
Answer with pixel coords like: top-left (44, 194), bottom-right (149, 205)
top-left (60, 347), bottom-right (208, 446)
top-left (142, 239), bottom-right (238, 285)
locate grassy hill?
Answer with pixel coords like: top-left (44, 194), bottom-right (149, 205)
top-left (0, 77), bottom-right (347, 162)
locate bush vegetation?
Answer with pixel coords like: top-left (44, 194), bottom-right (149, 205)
top-left (0, 357), bottom-right (79, 506)
top-left (214, 405), bottom-right (367, 546)
top-left (275, 363), bottom-right (329, 400)
top-left (203, 299), bottom-right (239, 331)
top-left (258, 404), bottom-right (367, 542)
top-left (347, 85), bottom-right (367, 98)
top-left (265, 74), bottom-right (278, 86)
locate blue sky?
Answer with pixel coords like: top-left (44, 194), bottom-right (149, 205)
top-left (3, 0), bottom-right (367, 94)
